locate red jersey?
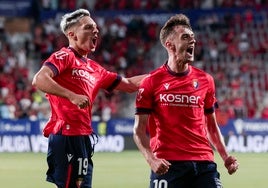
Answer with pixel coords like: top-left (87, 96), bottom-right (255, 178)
top-left (136, 63), bottom-right (216, 161)
top-left (42, 47), bottom-right (120, 137)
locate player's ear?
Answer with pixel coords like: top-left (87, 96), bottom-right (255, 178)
top-left (68, 31), bottom-right (73, 36)
top-left (166, 41), bottom-right (175, 51)
top-left (68, 31), bottom-right (77, 40)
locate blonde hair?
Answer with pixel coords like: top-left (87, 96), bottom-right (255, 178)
top-left (60, 9), bottom-right (90, 36)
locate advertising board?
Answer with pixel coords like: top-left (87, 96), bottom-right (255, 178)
top-left (0, 118), bottom-right (267, 153)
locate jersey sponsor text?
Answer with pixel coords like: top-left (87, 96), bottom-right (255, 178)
top-left (159, 93), bottom-right (201, 107)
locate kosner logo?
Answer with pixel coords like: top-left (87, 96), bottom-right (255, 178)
top-left (72, 69), bottom-right (96, 84)
top-left (159, 93), bottom-right (200, 105)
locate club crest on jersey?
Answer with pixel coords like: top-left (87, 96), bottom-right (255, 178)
top-left (192, 79), bottom-right (199, 89)
top-left (163, 83), bottom-right (170, 90)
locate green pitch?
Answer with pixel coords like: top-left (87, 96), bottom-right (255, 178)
top-left (0, 151), bottom-right (267, 188)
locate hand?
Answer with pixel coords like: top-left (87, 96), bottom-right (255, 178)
top-left (77, 98), bottom-right (89, 109)
top-left (69, 93), bottom-right (90, 109)
top-left (224, 156), bottom-right (239, 175)
top-left (149, 157), bottom-right (171, 175)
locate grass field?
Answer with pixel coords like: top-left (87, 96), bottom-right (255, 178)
top-left (0, 151), bottom-right (267, 188)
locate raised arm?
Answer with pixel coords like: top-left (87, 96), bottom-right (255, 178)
top-left (206, 112), bottom-right (239, 175)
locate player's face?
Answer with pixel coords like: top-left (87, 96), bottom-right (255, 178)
top-left (73, 16), bottom-right (99, 55)
top-left (173, 26), bottom-right (195, 64)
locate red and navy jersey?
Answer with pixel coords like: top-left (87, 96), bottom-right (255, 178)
top-left (136, 63), bottom-right (216, 161)
top-left (43, 47), bottom-right (120, 136)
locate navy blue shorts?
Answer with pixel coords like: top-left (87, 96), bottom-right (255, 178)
top-left (150, 161), bottom-right (222, 188)
top-left (46, 134), bottom-right (97, 188)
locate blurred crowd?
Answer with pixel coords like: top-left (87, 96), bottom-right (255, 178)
top-left (0, 0), bottom-right (268, 123)
top-left (39, 0), bottom-right (268, 11)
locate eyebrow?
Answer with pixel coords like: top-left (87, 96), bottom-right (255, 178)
top-left (85, 23), bottom-right (95, 27)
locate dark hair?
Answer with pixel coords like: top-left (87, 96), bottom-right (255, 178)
top-left (159, 14), bottom-right (192, 46)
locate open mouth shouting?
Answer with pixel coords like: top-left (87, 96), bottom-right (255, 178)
top-left (186, 46), bottom-right (194, 56)
top-left (90, 36), bottom-right (98, 51)
top-left (92, 36), bottom-right (97, 46)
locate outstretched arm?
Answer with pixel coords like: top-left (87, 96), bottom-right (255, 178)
top-left (116, 74), bottom-right (148, 93)
top-left (206, 112), bottom-right (239, 175)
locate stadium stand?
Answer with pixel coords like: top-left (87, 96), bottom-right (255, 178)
top-left (0, 0), bottom-right (268, 122)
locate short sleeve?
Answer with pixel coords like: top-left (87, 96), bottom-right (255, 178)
top-left (98, 69), bottom-right (119, 91)
top-left (204, 73), bottom-right (217, 113)
top-left (135, 75), bottom-right (154, 114)
top-left (43, 48), bottom-right (71, 76)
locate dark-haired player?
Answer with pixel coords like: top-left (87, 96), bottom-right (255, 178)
top-left (133, 14), bottom-right (239, 188)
